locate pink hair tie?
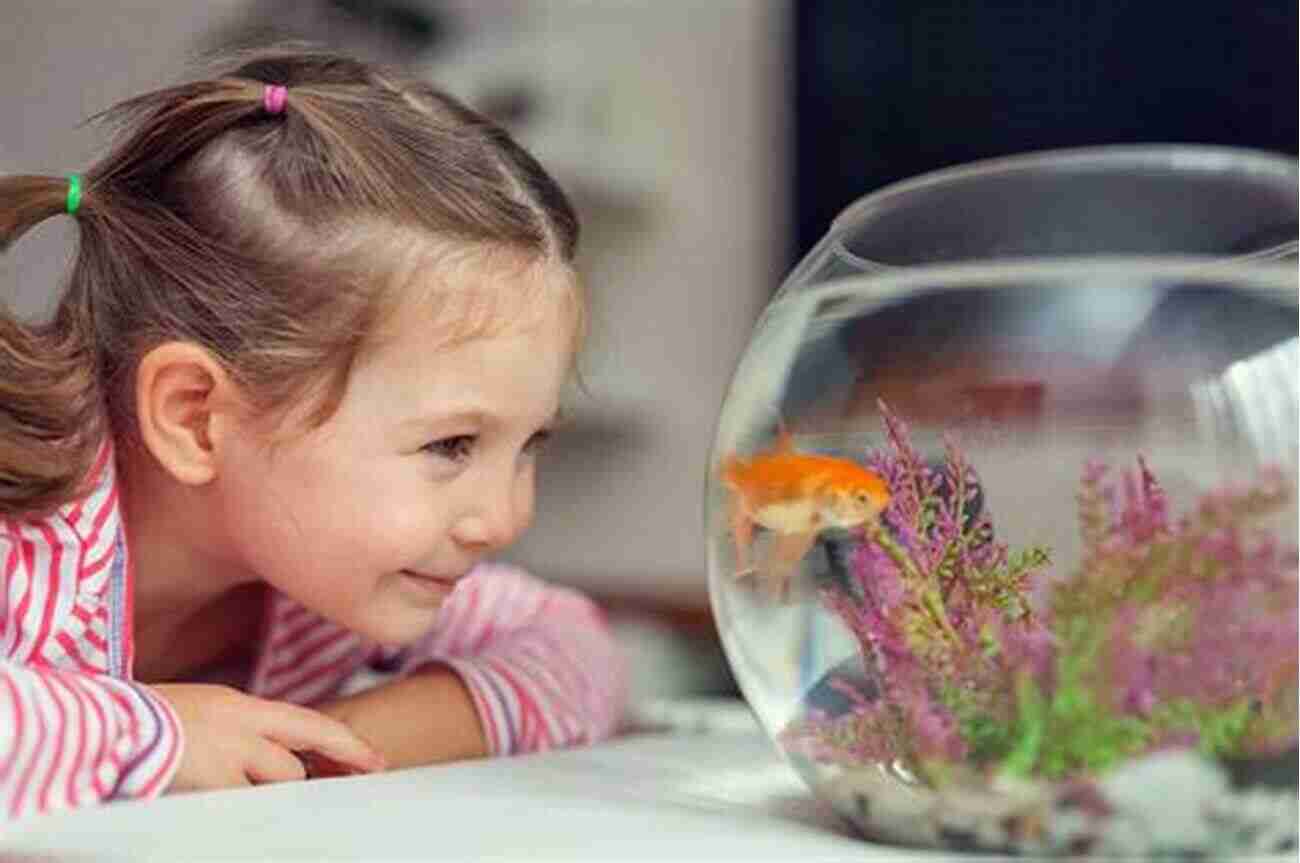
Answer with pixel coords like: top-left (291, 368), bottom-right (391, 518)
top-left (262, 84), bottom-right (288, 115)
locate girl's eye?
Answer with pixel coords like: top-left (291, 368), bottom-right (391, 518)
top-left (421, 435), bottom-right (476, 461)
top-left (523, 429), bottom-right (552, 455)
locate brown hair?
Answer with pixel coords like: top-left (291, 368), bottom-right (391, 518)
top-left (0, 46), bottom-right (581, 517)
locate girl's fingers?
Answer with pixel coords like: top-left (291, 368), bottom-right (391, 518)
top-left (296, 750), bottom-right (358, 779)
top-left (258, 699), bottom-right (386, 774)
top-left (245, 737), bottom-right (309, 785)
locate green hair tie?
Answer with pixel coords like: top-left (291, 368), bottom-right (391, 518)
top-left (65, 174), bottom-right (81, 215)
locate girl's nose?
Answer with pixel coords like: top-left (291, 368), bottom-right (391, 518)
top-left (452, 471), bottom-right (533, 553)
top-left (452, 512), bottom-right (511, 552)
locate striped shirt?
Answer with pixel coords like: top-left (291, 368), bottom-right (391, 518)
top-left (0, 444), bottom-right (627, 824)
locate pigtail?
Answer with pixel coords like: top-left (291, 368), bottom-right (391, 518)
top-left (0, 175), bottom-right (104, 517)
top-left (0, 175), bottom-right (74, 253)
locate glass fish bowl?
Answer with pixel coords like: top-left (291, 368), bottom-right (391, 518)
top-left (706, 148), bottom-right (1299, 858)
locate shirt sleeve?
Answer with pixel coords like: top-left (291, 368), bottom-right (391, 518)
top-left (397, 563), bottom-right (628, 756)
top-left (1, 508), bottom-right (182, 824)
top-left (0, 660), bottom-right (182, 823)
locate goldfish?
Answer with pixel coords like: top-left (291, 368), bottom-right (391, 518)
top-left (719, 429), bottom-right (891, 599)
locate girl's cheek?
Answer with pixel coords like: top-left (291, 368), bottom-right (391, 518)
top-left (372, 503), bottom-right (436, 559)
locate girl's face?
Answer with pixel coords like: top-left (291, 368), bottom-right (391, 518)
top-left (213, 260), bottom-right (575, 645)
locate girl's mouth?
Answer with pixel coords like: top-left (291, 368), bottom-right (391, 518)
top-left (400, 570), bottom-right (460, 593)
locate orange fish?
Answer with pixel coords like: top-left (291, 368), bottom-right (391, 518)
top-left (719, 430), bottom-right (891, 597)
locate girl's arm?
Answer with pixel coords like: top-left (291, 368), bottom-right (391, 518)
top-left (315, 563), bottom-right (627, 768)
top-left (0, 660), bottom-right (182, 822)
top-left (1, 497), bottom-right (184, 823)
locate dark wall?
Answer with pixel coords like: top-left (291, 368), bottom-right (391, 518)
top-left (793, 1), bottom-right (1299, 264)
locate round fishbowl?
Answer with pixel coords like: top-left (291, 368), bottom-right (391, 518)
top-left (707, 148), bottom-right (1299, 858)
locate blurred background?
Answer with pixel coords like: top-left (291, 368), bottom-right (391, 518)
top-left (2, 0), bottom-right (1296, 709)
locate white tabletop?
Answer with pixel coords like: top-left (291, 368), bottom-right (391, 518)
top-left (4, 700), bottom-right (941, 862)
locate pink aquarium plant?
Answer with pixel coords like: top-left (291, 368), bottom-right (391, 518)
top-left (780, 400), bottom-right (1299, 787)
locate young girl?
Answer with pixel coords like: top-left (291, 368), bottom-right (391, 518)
top-left (0, 47), bottom-right (626, 822)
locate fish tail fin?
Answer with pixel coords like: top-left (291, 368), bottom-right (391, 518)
top-left (719, 453), bottom-right (746, 487)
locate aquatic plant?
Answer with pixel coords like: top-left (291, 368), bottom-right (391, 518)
top-left (781, 400), bottom-right (1298, 785)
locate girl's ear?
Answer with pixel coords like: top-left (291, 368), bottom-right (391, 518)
top-left (135, 342), bottom-right (246, 486)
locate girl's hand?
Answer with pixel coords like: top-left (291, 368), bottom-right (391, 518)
top-left (150, 683), bottom-right (387, 791)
